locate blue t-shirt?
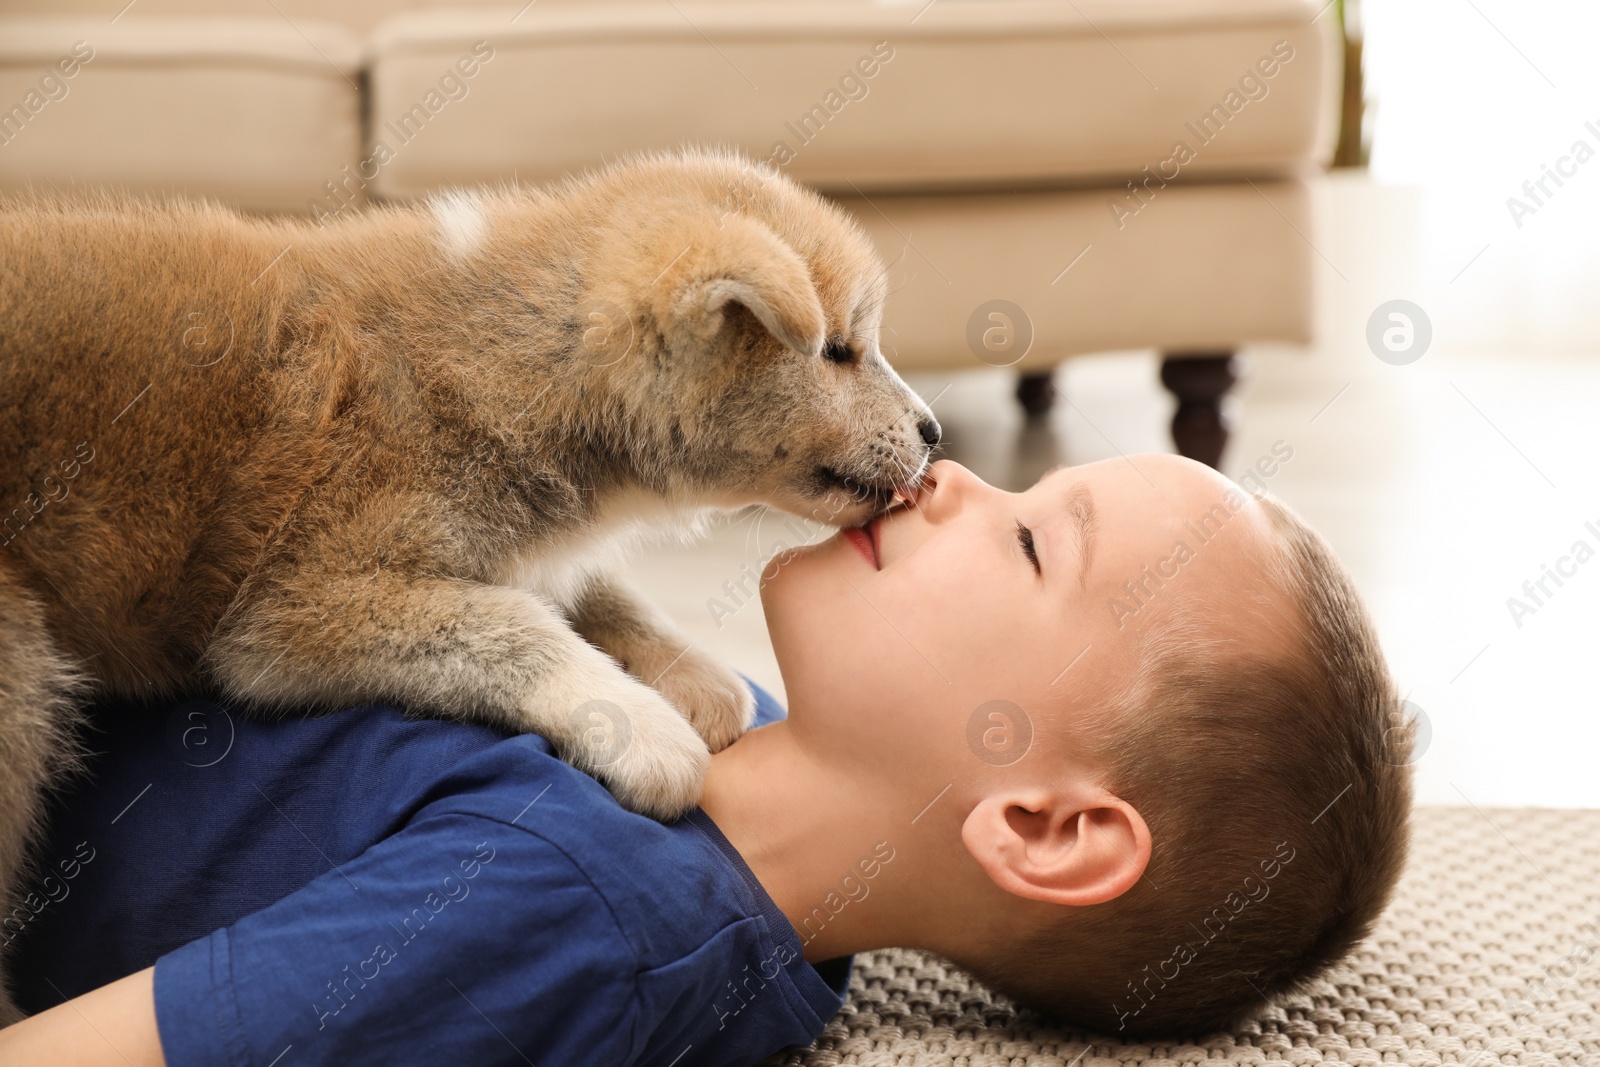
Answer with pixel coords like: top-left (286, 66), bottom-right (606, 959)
top-left (8, 678), bottom-right (850, 1066)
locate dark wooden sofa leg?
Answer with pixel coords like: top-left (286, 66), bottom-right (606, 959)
top-left (1015, 370), bottom-right (1056, 420)
top-left (1159, 352), bottom-right (1237, 469)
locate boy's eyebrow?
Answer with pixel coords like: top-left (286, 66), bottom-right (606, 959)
top-left (1062, 482), bottom-right (1097, 588)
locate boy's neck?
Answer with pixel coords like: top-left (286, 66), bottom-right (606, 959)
top-left (699, 716), bottom-right (995, 967)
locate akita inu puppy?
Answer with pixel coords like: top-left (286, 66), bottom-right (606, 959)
top-left (0, 147), bottom-right (937, 1016)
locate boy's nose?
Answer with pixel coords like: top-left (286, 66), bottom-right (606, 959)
top-left (919, 459), bottom-right (987, 519)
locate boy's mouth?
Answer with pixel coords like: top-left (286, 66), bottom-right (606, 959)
top-left (842, 516), bottom-right (881, 570)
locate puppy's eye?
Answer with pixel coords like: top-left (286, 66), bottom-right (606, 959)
top-left (823, 338), bottom-right (854, 364)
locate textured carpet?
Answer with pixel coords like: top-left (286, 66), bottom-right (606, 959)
top-left (762, 807), bottom-right (1600, 1067)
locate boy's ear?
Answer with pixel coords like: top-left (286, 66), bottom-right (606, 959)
top-left (961, 787), bottom-right (1151, 907)
top-left (650, 214), bottom-right (826, 358)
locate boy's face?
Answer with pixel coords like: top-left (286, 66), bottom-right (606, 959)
top-left (760, 455), bottom-right (1282, 790)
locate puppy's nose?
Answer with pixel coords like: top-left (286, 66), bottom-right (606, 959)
top-left (916, 415), bottom-right (942, 449)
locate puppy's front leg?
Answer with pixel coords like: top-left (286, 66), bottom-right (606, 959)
top-left (569, 574), bottom-right (756, 752)
top-left (203, 571), bottom-right (710, 818)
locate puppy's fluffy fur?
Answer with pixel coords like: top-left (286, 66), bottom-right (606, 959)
top-left (0, 148), bottom-right (935, 1019)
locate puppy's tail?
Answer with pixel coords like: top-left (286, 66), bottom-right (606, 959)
top-left (0, 557), bottom-right (93, 1022)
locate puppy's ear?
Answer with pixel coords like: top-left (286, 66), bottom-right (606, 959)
top-left (652, 214), bottom-right (826, 358)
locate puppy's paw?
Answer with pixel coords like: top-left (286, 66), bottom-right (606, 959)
top-left (652, 646), bottom-right (756, 753)
top-left (553, 664), bottom-right (712, 820)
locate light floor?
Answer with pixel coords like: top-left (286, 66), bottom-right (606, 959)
top-left (631, 175), bottom-right (1600, 809)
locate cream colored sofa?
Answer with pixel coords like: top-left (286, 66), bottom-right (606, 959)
top-left (0, 0), bottom-right (1339, 466)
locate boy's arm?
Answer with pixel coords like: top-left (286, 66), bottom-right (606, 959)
top-left (5, 809), bottom-right (642, 1067)
top-left (0, 967), bottom-right (164, 1065)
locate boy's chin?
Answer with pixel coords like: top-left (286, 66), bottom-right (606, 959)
top-left (757, 534), bottom-right (828, 593)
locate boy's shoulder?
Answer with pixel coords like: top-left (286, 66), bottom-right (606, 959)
top-left (408, 677), bottom-right (809, 970)
top-left (14, 676), bottom-right (850, 1067)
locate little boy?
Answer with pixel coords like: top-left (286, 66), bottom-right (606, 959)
top-left (0, 455), bottom-right (1412, 1065)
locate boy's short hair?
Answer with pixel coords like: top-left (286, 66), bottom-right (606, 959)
top-left (960, 493), bottom-right (1414, 1038)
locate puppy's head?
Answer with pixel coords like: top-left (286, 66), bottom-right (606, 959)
top-left (581, 149), bottom-right (939, 529)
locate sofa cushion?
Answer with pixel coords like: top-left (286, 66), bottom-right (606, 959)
top-left (0, 18), bottom-right (361, 214)
top-left (831, 178), bottom-right (1314, 369)
top-left (363, 0), bottom-right (1338, 202)
top-left (3, 0), bottom-right (503, 36)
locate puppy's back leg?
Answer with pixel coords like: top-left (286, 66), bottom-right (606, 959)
top-left (0, 559), bottom-right (91, 1023)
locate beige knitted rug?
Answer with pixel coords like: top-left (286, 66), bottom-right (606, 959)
top-left (763, 806), bottom-right (1599, 1066)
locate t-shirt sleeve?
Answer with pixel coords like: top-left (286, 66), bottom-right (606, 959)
top-left (153, 811), bottom-right (641, 1067)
